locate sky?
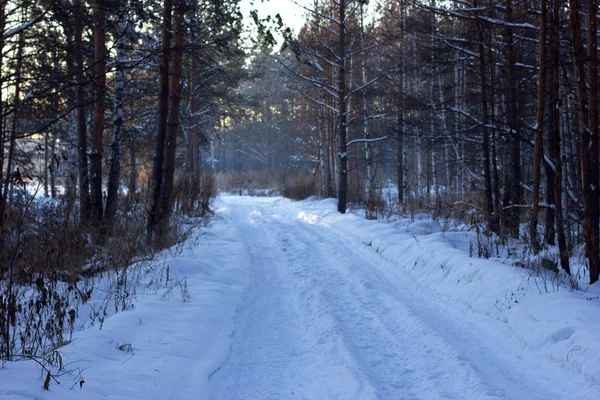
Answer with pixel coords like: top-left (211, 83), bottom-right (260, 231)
top-left (240, 0), bottom-right (311, 44)
top-left (239, 0), bottom-right (378, 47)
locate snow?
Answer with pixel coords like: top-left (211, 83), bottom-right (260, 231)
top-left (3, 196), bottom-right (600, 399)
top-left (5, 17), bottom-right (41, 38)
top-left (1, 211), bottom-right (251, 400)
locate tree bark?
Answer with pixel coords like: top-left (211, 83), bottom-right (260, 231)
top-left (489, 31), bottom-right (501, 230)
top-left (105, 4), bottom-right (128, 223)
top-left (336, 0), bottom-right (348, 213)
top-left (159, 0), bottom-right (186, 220)
top-left (397, 107), bottom-right (404, 205)
top-left (185, 44), bottom-right (201, 212)
top-left (569, 0), bottom-right (599, 283)
top-left (475, 0), bottom-right (495, 233)
top-left (44, 130), bottom-right (49, 197)
top-left (90, 0), bottom-right (107, 223)
top-left (544, 5), bottom-right (557, 247)
top-left (2, 27), bottom-right (24, 203)
top-left (360, 4), bottom-right (376, 218)
top-left (396, 1), bottom-right (406, 205)
top-left (74, 0), bottom-right (90, 222)
top-left (453, 18), bottom-right (463, 196)
top-left (505, 0), bottom-right (521, 238)
top-left (148, 0), bottom-right (172, 231)
top-left (128, 136), bottom-right (137, 198)
top-left (438, 74), bottom-right (451, 195)
top-left (318, 90), bottom-right (327, 197)
top-left (4, 25), bottom-right (24, 200)
top-left (550, 0), bottom-right (569, 273)
top-left (586, 0), bottom-right (599, 283)
top-left (0, 1), bottom-right (6, 328)
top-left (50, 130), bottom-right (57, 198)
top-left (529, 0), bottom-right (547, 254)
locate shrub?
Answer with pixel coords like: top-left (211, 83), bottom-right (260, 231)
top-left (216, 169), bottom-right (283, 195)
top-left (283, 171), bottom-right (316, 200)
top-left (198, 171), bottom-right (217, 215)
top-left (173, 170), bottom-right (218, 217)
top-left (0, 177), bottom-right (206, 365)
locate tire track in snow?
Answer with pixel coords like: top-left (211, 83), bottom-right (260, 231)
top-left (283, 220), bottom-right (528, 399)
top-left (275, 218), bottom-right (511, 399)
top-left (290, 217), bottom-right (585, 400)
top-left (210, 198), bottom-right (585, 400)
top-left (210, 205), bottom-right (378, 399)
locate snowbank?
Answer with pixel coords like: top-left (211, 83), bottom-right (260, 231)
top-left (296, 199), bottom-right (600, 385)
top-left (1, 208), bottom-right (250, 400)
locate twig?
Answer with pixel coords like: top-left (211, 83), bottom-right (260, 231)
top-left (13, 354), bottom-right (61, 385)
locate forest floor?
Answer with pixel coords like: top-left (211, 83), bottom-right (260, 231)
top-left (2, 195), bottom-right (600, 399)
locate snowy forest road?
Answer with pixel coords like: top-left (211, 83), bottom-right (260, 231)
top-left (209, 197), bottom-right (587, 400)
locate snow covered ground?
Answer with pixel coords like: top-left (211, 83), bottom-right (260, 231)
top-left (2, 195), bottom-right (599, 399)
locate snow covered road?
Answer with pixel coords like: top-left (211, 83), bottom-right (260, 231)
top-left (209, 196), bottom-right (595, 400)
top-left (4, 195), bottom-right (598, 399)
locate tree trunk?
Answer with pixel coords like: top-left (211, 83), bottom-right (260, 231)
top-left (550, 0), bottom-right (569, 273)
top-left (529, 0), bottom-right (547, 254)
top-left (544, 14), bottom-right (564, 246)
top-left (438, 74), bottom-right (451, 193)
top-left (426, 145), bottom-right (431, 204)
top-left (2, 28), bottom-right (24, 203)
top-left (569, 0), bottom-right (599, 283)
top-left (329, 103), bottom-right (337, 198)
top-left (544, 137), bottom-right (556, 246)
top-left (361, 4), bottom-right (376, 218)
top-left (90, 0), bottom-right (107, 223)
top-left (488, 27), bottom-right (501, 231)
top-left (453, 17), bottom-right (463, 196)
top-left (105, 4), bottom-right (128, 224)
top-left (148, 0), bottom-right (172, 231)
top-left (417, 128), bottom-right (423, 201)
top-left (0, 3), bottom-right (6, 355)
top-left (476, 1), bottom-right (495, 233)
top-left (74, 0), bottom-right (90, 222)
top-left (0, 5), bottom-right (4, 199)
top-left (397, 108), bottom-right (404, 205)
top-left (397, 0), bottom-right (405, 205)
top-left (318, 90), bottom-right (327, 197)
top-left (191, 90), bottom-right (200, 179)
top-left (159, 0), bottom-right (186, 220)
top-left (50, 130), bottom-right (57, 198)
top-left (128, 136), bottom-right (137, 198)
top-left (185, 46), bottom-right (201, 211)
top-left (43, 132), bottom-right (49, 198)
top-left (586, 0), bottom-right (599, 283)
top-left (505, 0), bottom-right (521, 238)
top-left (336, 0), bottom-right (348, 213)
top-left (544, 6), bottom-right (557, 247)
top-left (429, 0), bottom-right (437, 207)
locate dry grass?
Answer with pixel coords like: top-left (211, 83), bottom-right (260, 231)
top-left (283, 171), bottom-right (316, 200)
top-left (1, 175), bottom-right (214, 364)
top-left (216, 170), bottom-right (283, 195)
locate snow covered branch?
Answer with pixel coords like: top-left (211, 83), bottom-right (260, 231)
top-left (346, 136), bottom-right (388, 147)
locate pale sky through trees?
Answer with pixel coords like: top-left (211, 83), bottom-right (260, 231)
top-left (240, 0), bottom-right (310, 45)
top-left (240, 0), bottom-right (377, 47)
